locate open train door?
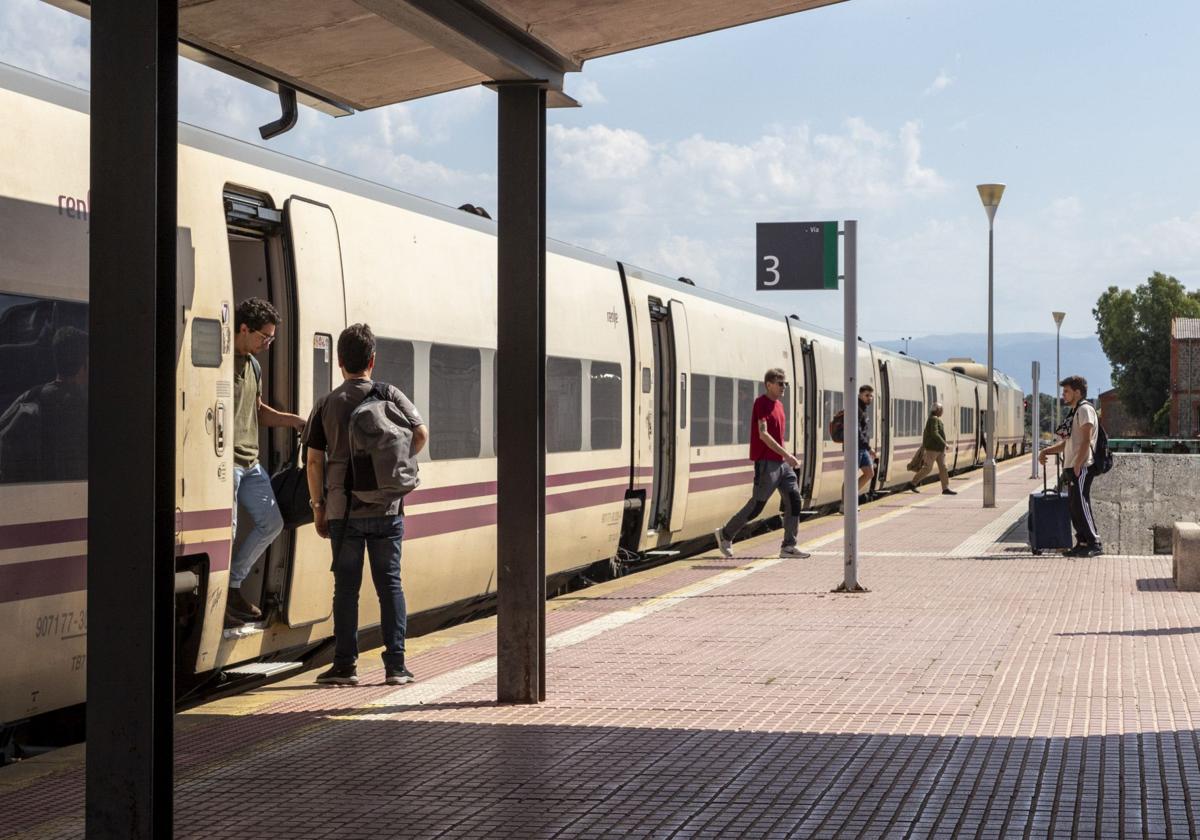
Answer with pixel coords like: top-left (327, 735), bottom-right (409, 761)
top-left (794, 334), bottom-right (819, 502)
top-left (667, 300), bottom-right (691, 533)
top-left (282, 197), bottom-right (347, 627)
top-left (876, 359), bottom-right (892, 486)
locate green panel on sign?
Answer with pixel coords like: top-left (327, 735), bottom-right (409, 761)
top-left (822, 221), bottom-right (839, 289)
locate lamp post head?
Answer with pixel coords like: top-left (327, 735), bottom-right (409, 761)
top-left (1052, 311), bottom-right (1065, 328)
top-left (977, 183), bottom-right (1005, 224)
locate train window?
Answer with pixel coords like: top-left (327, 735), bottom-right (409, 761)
top-left (191, 318), bottom-right (222, 368)
top-left (547, 356), bottom-right (582, 453)
top-left (375, 337), bottom-right (415, 398)
top-left (926, 385), bottom-right (936, 413)
top-left (736, 379), bottom-right (756, 444)
top-left (641, 366), bottom-right (651, 394)
top-left (590, 361), bottom-right (622, 450)
top-left (429, 343), bottom-right (482, 459)
top-left (690, 374), bottom-right (710, 446)
top-left (312, 333), bottom-right (332, 403)
top-left (0, 293), bottom-right (89, 485)
top-left (713, 376), bottom-right (734, 445)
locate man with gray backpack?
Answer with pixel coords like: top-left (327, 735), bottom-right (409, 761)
top-left (303, 323), bottom-right (428, 686)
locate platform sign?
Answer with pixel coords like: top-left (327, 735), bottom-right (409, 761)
top-left (756, 221), bottom-right (839, 291)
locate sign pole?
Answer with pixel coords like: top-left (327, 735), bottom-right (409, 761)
top-left (753, 217), bottom-right (863, 592)
top-left (838, 220), bottom-right (863, 592)
top-left (1030, 360), bottom-right (1040, 479)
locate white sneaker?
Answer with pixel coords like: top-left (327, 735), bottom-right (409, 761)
top-left (714, 527), bottom-right (733, 558)
top-left (780, 545), bottom-right (811, 558)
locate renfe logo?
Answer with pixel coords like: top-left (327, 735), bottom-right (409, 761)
top-left (57, 191), bottom-right (91, 221)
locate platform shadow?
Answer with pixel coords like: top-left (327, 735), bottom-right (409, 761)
top-left (6, 717), bottom-right (1199, 840)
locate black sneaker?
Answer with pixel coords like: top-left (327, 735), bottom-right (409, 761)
top-left (315, 664), bottom-right (358, 686)
top-left (1082, 544), bottom-right (1103, 557)
top-left (942, 488), bottom-right (957, 496)
top-left (385, 666), bottom-right (414, 686)
top-left (225, 587), bottom-right (262, 623)
top-left (906, 483), bottom-right (920, 494)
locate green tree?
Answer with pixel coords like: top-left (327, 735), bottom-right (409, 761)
top-left (1094, 272), bottom-right (1200, 434)
top-left (1024, 392), bottom-right (1056, 438)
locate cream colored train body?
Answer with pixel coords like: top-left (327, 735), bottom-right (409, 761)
top-left (0, 65), bottom-right (1024, 731)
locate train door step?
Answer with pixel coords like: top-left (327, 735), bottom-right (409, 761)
top-left (223, 661), bottom-right (302, 679)
top-left (644, 550), bottom-right (680, 556)
top-left (223, 622), bottom-right (268, 640)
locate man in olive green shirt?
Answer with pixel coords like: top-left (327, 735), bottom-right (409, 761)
top-left (228, 298), bottom-right (306, 624)
top-left (908, 402), bottom-right (956, 495)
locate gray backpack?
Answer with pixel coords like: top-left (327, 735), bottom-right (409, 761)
top-left (346, 382), bottom-right (420, 504)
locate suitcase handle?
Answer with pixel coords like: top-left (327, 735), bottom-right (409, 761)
top-left (1042, 453), bottom-right (1062, 494)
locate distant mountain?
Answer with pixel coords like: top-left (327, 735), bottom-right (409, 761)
top-left (874, 332), bottom-right (1110, 396)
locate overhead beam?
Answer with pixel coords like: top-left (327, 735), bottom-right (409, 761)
top-left (41, 0), bottom-right (355, 117)
top-left (354, 0), bottom-right (579, 88)
top-left (87, 0), bottom-right (178, 836)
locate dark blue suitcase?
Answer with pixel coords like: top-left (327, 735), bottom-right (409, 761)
top-left (1028, 462), bottom-right (1072, 554)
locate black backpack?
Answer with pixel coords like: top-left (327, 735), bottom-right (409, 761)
top-left (1091, 408), bottom-right (1113, 475)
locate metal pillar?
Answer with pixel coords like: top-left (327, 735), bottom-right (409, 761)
top-left (496, 83), bottom-right (547, 703)
top-left (837, 221), bottom-right (864, 593)
top-left (982, 221), bottom-right (997, 508)
top-left (1031, 361), bottom-right (1040, 479)
top-left (87, 1), bottom-right (178, 837)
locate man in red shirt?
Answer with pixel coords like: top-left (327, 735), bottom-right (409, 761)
top-left (714, 367), bottom-right (810, 559)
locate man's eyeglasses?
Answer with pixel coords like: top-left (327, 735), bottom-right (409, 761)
top-left (253, 329), bottom-right (275, 346)
top-left (769, 380), bottom-right (788, 388)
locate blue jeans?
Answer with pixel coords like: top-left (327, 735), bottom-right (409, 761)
top-left (329, 515), bottom-right (407, 669)
top-left (230, 463), bottom-right (284, 588)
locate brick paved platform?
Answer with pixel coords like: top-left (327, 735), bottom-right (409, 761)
top-left (5, 461), bottom-right (1200, 839)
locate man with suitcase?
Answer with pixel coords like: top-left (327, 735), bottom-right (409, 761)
top-left (1038, 375), bottom-right (1102, 557)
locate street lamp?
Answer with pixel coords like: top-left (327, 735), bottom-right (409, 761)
top-left (1052, 311), bottom-right (1065, 434)
top-left (902, 335), bottom-right (912, 354)
top-left (977, 183), bottom-right (1005, 508)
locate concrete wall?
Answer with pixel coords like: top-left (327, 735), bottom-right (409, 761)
top-left (1090, 454), bottom-right (1200, 555)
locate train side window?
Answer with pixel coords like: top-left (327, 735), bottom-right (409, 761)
top-left (375, 337), bottom-right (415, 398)
top-left (590, 361), bottom-right (622, 450)
top-left (690, 374), bottom-right (710, 446)
top-left (429, 343), bottom-right (482, 459)
top-left (641, 366), bottom-right (652, 394)
top-left (191, 318), bottom-right (223, 368)
top-left (713, 376), bottom-right (734, 445)
top-left (547, 356), bottom-right (582, 452)
top-left (737, 379), bottom-right (756, 444)
top-left (0, 293), bottom-right (89, 485)
top-left (312, 333), bottom-right (332, 404)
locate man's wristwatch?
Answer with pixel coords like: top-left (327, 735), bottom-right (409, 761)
top-left (309, 498), bottom-right (325, 510)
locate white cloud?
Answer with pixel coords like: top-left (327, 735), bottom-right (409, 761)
top-left (572, 78), bottom-right (607, 106)
top-left (923, 71), bottom-right (955, 96)
top-left (0, 0), bottom-right (89, 86)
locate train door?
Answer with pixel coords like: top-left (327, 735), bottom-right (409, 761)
top-left (645, 297), bottom-right (691, 535)
top-left (974, 388), bottom-right (983, 466)
top-left (647, 298), bottom-right (674, 531)
top-left (877, 360), bottom-right (892, 486)
top-left (797, 336), bottom-right (819, 501)
top-left (282, 197), bottom-right (347, 626)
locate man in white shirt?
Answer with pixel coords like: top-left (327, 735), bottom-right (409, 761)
top-left (1038, 375), bottom-right (1102, 556)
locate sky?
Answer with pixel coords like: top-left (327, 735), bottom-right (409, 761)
top-left (2, 0), bottom-right (1199, 343)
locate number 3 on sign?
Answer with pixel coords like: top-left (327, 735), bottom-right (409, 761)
top-left (763, 255), bottom-right (780, 286)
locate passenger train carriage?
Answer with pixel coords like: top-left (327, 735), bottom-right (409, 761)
top-left (0, 63), bottom-right (1024, 738)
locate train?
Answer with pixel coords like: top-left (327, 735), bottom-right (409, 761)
top-left (0, 62), bottom-right (1025, 745)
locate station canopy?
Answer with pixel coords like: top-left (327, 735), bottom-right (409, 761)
top-left (47, 0), bottom-right (845, 115)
